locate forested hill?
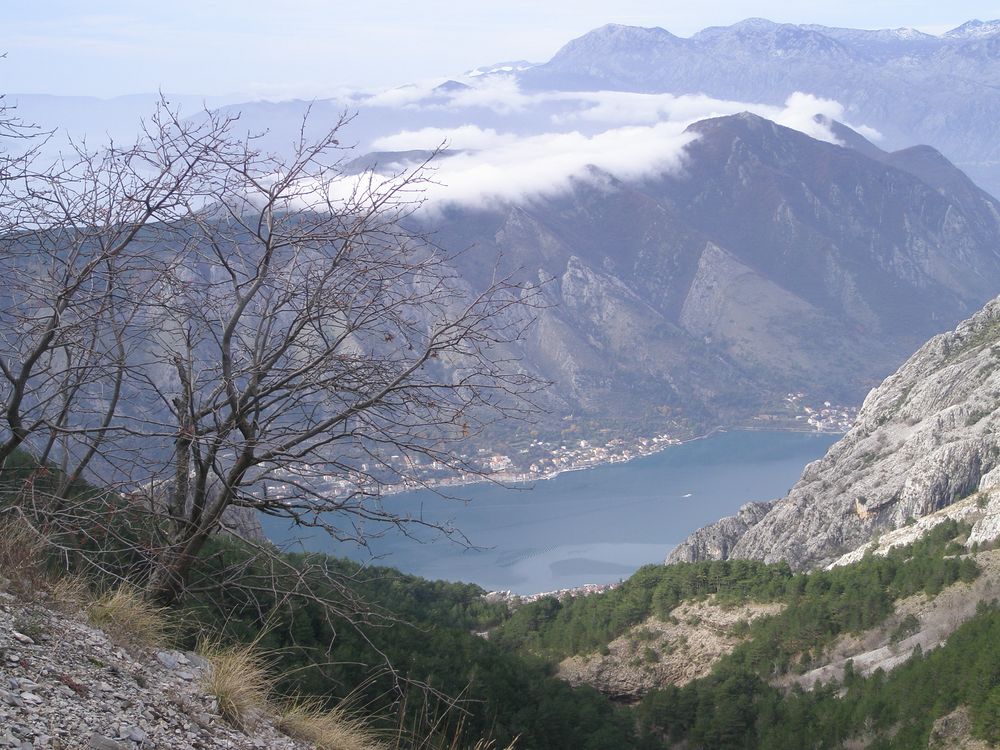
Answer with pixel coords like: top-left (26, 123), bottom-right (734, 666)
top-left (178, 518), bottom-right (1000, 748)
top-left (5, 444), bottom-right (1000, 748)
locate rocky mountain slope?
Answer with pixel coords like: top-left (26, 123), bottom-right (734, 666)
top-left (518, 18), bottom-right (1000, 196)
top-left (430, 113), bottom-right (1000, 433)
top-left (669, 292), bottom-right (1000, 568)
top-left (0, 588), bottom-right (312, 750)
top-left (557, 598), bottom-right (783, 700)
top-left (14, 95), bottom-right (1000, 447)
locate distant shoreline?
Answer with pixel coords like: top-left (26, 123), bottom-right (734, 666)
top-left (381, 422), bottom-right (845, 499)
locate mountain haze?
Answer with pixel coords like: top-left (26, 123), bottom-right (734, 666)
top-left (518, 18), bottom-right (1000, 197)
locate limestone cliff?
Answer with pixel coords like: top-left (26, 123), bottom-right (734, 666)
top-left (669, 294), bottom-right (1000, 568)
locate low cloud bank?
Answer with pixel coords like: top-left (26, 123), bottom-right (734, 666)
top-left (353, 84), bottom-right (880, 213)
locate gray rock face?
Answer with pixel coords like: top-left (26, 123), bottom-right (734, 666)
top-left (668, 295), bottom-right (1000, 568)
top-left (0, 591), bottom-right (310, 749)
top-left (668, 501), bottom-right (776, 563)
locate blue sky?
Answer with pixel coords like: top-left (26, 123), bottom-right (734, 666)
top-left (5, 1), bottom-right (999, 98)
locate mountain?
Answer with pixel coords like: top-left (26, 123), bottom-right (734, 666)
top-left (518, 19), bottom-right (1000, 197)
top-left (670, 291), bottom-right (1000, 568)
top-left (945, 19), bottom-right (1000, 39)
top-left (14, 99), bottom-right (1000, 451)
top-left (424, 113), bottom-right (1000, 436)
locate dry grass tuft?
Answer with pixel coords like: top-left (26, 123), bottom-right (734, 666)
top-left (277, 697), bottom-right (386, 750)
top-left (87, 586), bottom-right (172, 649)
top-left (199, 640), bottom-right (274, 730)
top-left (445, 732), bottom-right (518, 750)
top-left (47, 574), bottom-right (92, 613)
top-left (0, 511), bottom-right (48, 592)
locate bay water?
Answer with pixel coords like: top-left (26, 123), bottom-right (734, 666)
top-left (260, 430), bottom-right (838, 594)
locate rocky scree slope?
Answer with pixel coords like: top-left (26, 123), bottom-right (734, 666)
top-left (0, 589), bottom-right (312, 750)
top-left (669, 293), bottom-right (1000, 568)
top-left (557, 597), bottom-right (783, 701)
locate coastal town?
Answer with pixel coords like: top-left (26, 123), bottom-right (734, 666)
top-left (281, 392), bottom-right (858, 500)
top-left (482, 581), bottom-right (621, 610)
top-left (779, 391), bottom-right (858, 432)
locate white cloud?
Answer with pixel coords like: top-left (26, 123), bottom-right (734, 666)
top-left (550, 91), bottom-right (744, 125)
top-left (770, 92), bottom-right (845, 142)
top-left (371, 125), bottom-right (519, 151)
top-left (854, 124), bottom-right (884, 142)
top-left (416, 122), bottom-right (697, 210)
top-left (314, 81), bottom-right (884, 215)
top-left (551, 90), bottom-right (871, 145)
top-left (364, 81), bottom-right (447, 108)
top-left (442, 76), bottom-right (541, 113)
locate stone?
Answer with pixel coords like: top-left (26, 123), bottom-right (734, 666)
top-left (124, 726), bottom-right (147, 743)
top-left (0, 588), bottom-right (309, 750)
top-left (184, 652), bottom-right (209, 670)
top-left (154, 652), bottom-right (179, 670)
top-left (88, 736), bottom-right (126, 750)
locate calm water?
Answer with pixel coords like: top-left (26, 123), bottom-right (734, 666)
top-left (260, 430), bottom-right (837, 594)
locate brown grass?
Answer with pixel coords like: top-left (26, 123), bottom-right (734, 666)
top-left (277, 697), bottom-right (386, 750)
top-left (87, 585), bottom-right (172, 650)
top-left (47, 574), bottom-right (92, 613)
top-left (0, 511), bottom-right (48, 592)
top-left (199, 639), bottom-right (274, 730)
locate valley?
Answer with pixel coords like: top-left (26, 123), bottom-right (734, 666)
top-left (6, 7), bottom-right (1000, 750)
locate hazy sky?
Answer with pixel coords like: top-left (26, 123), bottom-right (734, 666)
top-left (5, 1), bottom-right (1000, 98)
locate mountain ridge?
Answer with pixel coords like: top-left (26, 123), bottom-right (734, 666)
top-left (422, 113), bottom-right (1000, 436)
top-left (517, 18), bottom-right (1000, 196)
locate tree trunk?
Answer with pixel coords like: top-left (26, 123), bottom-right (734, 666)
top-left (145, 531), bottom-right (210, 607)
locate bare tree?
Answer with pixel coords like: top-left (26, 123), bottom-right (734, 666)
top-left (0, 101), bottom-right (236, 487)
top-left (129, 116), bottom-right (543, 605)
top-left (0, 96), bottom-right (543, 606)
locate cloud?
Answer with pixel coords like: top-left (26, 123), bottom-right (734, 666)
top-left (317, 81), bottom-right (882, 216)
top-left (441, 76), bottom-right (540, 113)
top-left (364, 81), bottom-right (448, 108)
top-left (550, 90), bottom-right (743, 125)
top-left (358, 77), bottom-right (877, 146)
top-left (552, 90), bottom-right (874, 145)
top-left (353, 122), bottom-right (697, 216)
top-left (371, 125), bottom-right (519, 151)
top-left (770, 92), bottom-right (845, 142)
top-left (854, 124), bottom-right (884, 142)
